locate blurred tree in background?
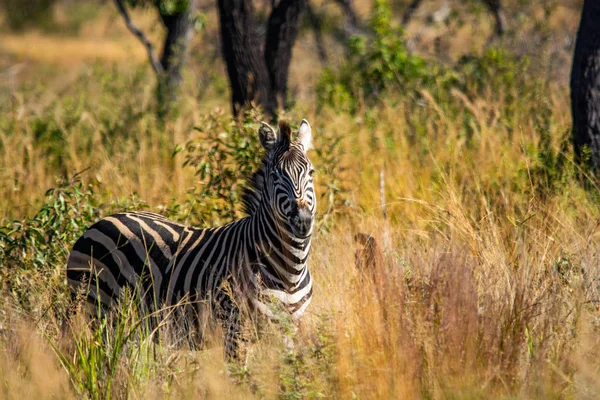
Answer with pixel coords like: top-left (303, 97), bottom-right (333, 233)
top-left (398, 0), bottom-right (505, 37)
top-left (114, 0), bottom-right (199, 114)
top-left (571, 0), bottom-right (600, 175)
top-left (115, 0), bottom-right (306, 118)
top-left (217, 0), bottom-right (306, 118)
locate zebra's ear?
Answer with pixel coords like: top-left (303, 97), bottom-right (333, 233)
top-left (297, 119), bottom-right (313, 151)
top-left (259, 121), bottom-right (278, 150)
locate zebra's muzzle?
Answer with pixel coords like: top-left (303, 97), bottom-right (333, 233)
top-left (291, 206), bottom-right (313, 238)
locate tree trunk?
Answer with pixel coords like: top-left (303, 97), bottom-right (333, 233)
top-left (216, 0), bottom-right (274, 117)
top-left (113, 0), bottom-right (198, 115)
top-left (156, 0), bottom-right (197, 110)
top-left (571, 0), bottom-right (600, 173)
top-left (264, 0), bottom-right (306, 110)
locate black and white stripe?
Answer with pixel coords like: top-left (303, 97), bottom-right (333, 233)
top-left (66, 119), bottom-right (316, 360)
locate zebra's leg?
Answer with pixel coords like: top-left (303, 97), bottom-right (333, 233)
top-left (221, 300), bottom-right (246, 363)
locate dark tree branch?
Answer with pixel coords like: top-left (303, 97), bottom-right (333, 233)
top-left (216, 0), bottom-right (306, 117)
top-left (158, 1), bottom-right (196, 72)
top-left (333, 0), bottom-right (361, 34)
top-left (113, 0), bottom-right (164, 76)
top-left (305, 1), bottom-right (327, 64)
top-left (325, 0), bottom-right (368, 58)
top-left (401, 0), bottom-right (423, 25)
top-left (481, 0), bottom-right (506, 37)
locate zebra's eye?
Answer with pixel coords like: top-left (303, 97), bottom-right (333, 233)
top-left (308, 168), bottom-right (315, 177)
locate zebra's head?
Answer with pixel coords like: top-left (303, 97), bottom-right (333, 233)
top-left (243, 119), bottom-right (316, 239)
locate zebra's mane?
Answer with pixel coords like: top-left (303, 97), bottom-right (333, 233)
top-left (241, 121), bottom-right (292, 215)
top-left (240, 164), bottom-right (265, 215)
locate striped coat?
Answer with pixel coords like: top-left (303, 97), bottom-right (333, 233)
top-left (67, 119), bottom-right (316, 359)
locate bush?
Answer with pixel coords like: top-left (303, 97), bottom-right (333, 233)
top-left (316, 0), bottom-right (543, 128)
top-left (170, 109), bottom-right (348, 229)
top-left (316, 0), bottom-right (440, 113)
top-left (0, 174), bottom-right (97, 313)
top-left (170, 110), bottom-right (265, 226)
top-left (0, 173), bottom-right (149, 315)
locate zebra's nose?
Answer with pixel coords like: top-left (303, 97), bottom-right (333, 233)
top-left (293, 207), bottom-right (312, 237)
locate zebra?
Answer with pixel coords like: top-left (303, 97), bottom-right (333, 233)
top-left (66, 119), bottom-right (316, 360)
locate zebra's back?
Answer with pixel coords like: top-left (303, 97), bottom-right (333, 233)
top-left (66, 211), bottom-right (195, 308)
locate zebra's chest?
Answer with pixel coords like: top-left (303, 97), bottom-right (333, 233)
top-left (249, 268), bottom-right (313, 321)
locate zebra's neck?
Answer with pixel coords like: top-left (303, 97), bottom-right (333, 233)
top-left (247, 203), bottom-right (312, 290)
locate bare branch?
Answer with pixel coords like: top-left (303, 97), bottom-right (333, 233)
top-left (113, 0), bottom-right (164, 76)
top-left (305, 1), bottom-right (328, 64)
top-left (379, 168), bottom-right (387, 221)
top-left (402, 0), bottom-right (423, 25)
top-left (333, 0), bottom-right (365, 36)
top-left (430, 0), bottom-right (450, 24)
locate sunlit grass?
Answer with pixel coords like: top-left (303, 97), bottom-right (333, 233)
top-left (1, 1), bottom-right (599, 398)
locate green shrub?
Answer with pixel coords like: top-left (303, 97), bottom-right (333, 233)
top-left (0, 173), bottom-right (148, 314)
top-left (456, 47), bottom-right (529, 97)
top-left (316, 0), bottom-right (543, 130)
top-left (170, 110), bottom-right (265, 226)
top-left (170, 110), bottom-right (348, 229)
top-left (0, 174), bottom-right (97, 313)
top-left (316, 0), bottom-right (436, 112)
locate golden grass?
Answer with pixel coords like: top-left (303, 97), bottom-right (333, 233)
top-left (0, 32), bottom-right (148, 65)
top-left (0, 321), bottom-right (75, 400)
top-left (0, 5), bottom-right (160, 65)
top-left (1, 1), bottom-right (600, 398)
top-left (3, 202), bottom-right (599, 397)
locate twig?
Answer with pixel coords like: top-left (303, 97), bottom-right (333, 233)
top-left (402, 0), bottom-right (423, 25)
top-left (380, 167), bottom-right (390, 250)
top-left (333, 0), bottom-right (366, 37)
top-left (113, 0), bottom-right (164, 76)
top-left (380, 168), bottom-right (387, 221)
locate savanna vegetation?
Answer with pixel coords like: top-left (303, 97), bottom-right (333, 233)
top-left (1, 0), bottom-right (599, 398)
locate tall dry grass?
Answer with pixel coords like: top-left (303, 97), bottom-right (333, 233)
top-left (2, 1), bottom-right (600, 398)
top-left (3, 89), bottom-right (599, 397)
